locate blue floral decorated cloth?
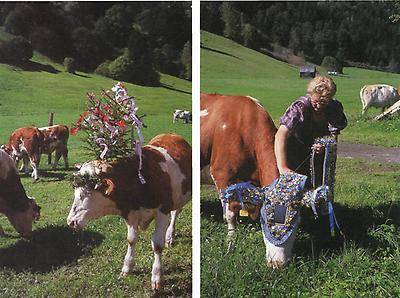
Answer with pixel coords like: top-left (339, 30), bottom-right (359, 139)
top-left (260, 172), bottom-right (308, 246)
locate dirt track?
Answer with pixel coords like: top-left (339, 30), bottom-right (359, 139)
top-left (338, 143), bottom-right (400, 164)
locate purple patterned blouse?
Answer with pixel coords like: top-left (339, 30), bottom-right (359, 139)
top-left (280, 95), bottom-right (347, 147)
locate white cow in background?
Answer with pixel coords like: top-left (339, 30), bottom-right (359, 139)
top-left (173, 109), bottom-right (192, 123)
top-left (360, 84), bottom-right (400, 115)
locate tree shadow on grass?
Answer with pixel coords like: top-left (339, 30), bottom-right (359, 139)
top-left (200, 44), bottom-right (241, 60)
top-left (11, 60), bottom-right (60, 74)
top-left (0, 225), bottom-right (104, 273)
top-left (37, 170), bottom-right (68, 181)
top-left (161, 83), bottom-right (192, 95)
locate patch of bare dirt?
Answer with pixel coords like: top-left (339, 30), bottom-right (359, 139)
top-left (338, 143), bottom-right (400, 164)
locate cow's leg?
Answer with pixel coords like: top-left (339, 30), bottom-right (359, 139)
top-left (47, 153), bottom-right (52, 165)
top-left (211, 164), bottom-right (239, 249)
top-left (151, 211), bottom-right (169, 290)
top-left (62, 147), bottom-right (69, 168)
top-left (53, 150), bottom-right (62, 169)
top-left (23, 155), bottom-right (30, 174)
top-left (121, 219), bottom-right (139, 276)
top-left (30, 155), bottom-right (39, 180)
top-left (165, 209), bottom-right (181, 247)
top-left (263, 216), bottom-right (300, 268)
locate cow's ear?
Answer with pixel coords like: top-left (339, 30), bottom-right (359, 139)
top-left (228, 201), bottom-right (241, 214)
top-left (102, 178), bottom-right (115, 196)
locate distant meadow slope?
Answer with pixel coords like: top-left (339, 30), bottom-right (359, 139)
top-left (201, 30), bottom-right (400, 147)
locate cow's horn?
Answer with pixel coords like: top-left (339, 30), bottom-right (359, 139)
top-left (103, 178), bottom-right (115, 195)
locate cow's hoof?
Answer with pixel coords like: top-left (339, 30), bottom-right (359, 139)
top-left (151, 280), bottom-right (163, 291)
top-left (120, 271), bottom-right (129, 277)
top-left (267, 260), bottom-right (284, 269)
top-left (165, 236), bottom-right (174, 248)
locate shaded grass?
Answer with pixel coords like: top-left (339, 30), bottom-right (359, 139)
top-left (201, 158), bottom-right (400, 297)
top-left (201, 31), bottom-right (400, 147)
top-left (0, 53), bottom-right (192, 296)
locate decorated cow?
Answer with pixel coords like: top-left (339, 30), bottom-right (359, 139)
top-left (0, 149), bottom-right (41, 237)
top-left (201, 93), bottom-right (341, 268)
top-left (67, 133), bottom-right (191, 290)
top-left (68, 82), bottom-right (191, 290)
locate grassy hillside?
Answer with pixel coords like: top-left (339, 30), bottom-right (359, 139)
top-left (201, 30), bottom-right (400, 147)
top-left (0, 53), bottom-right (192, 297)
top-left (201, 31), bottom-right (400, 297)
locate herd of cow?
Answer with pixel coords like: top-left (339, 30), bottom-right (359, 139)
top-left (0, 121), bottom-right (192, 290)
top-left (1, 82), bottom-right (399, 289)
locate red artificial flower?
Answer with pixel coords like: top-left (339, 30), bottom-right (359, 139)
top-left (116, 120), bottom-right (126, 128)
top-left (70, 127), bottom-right (79, 136)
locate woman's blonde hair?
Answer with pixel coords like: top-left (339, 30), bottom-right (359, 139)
top-left (307, 76), bottom-right (336, 104)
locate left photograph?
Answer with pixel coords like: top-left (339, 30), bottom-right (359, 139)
top-left (0, 2), bottom-right (192, 296)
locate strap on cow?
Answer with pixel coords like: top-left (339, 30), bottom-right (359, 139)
top-left (311, 136), bottom-right (343, 237)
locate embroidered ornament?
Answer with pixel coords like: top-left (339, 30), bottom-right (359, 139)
top-left (222, 136), bottom-right (343, 244)
top-left (260, 172), bottom-right (307, 246)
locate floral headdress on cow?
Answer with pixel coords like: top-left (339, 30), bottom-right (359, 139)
top-left (71, 82), bottom-right (146, 184)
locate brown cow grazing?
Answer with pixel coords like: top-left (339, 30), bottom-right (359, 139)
top-left (0, 149), bottom-right (41, 237)
top-left (201, 93), bottom-right (300, 268)
top-left (67, 133), bottom-right (191, 290)
top-left (39, 124), bottom-right (69, 169)
top-left (1, 127), bottom-right (44, 180)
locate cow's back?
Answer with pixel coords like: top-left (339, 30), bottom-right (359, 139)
top-left (8, 127), bottom-right (44, 155)
top-left (200, 93), bottom-right (279, 187)
top-left (147, 133), bottom-right (192, 200)
top-left (360, 84), bottom-right (399, 108)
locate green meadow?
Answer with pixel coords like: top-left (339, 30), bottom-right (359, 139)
top-left (0, 50), bottom-right (192, 296)
top-left (201, 31), bottom-right (400, 297)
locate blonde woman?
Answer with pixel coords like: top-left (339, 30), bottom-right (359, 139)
top-left (275, 76), bottom-right (347, 182)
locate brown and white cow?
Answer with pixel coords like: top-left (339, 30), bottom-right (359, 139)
top-left (360, 84), bottom-right (400, 115)
top-left (0, 149), bottom-right (41, 237)
top-left (201, 93), bottom-right (298, 268)
top-left (39, 124), bottom-right (69, 169)
top-left (67, 133), bottom-right (191, 290)
top-left (1, 127), bottom-right (44, 180)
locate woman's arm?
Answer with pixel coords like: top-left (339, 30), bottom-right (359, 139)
top-left (274, 125), bottom-right (291, 174)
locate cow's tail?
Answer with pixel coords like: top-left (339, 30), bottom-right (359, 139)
top-left (360, 85), bottom-right (367, 114)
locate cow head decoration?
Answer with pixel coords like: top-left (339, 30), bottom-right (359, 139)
top-left (67, 161), bottom-right (119, 229)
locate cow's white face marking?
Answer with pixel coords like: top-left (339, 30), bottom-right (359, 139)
top-left (67, 162), bottom-right (120, 229)
top-left (67, 186), bottom-right (120, 229)
top-left (146, 145), bottom-right (190, 208)
top-left (200, 109), bottom-right (209, 117)
top-left (246, 96), bottom-right (264, 108)
top-left (263, 216), bottom-right (300, 268)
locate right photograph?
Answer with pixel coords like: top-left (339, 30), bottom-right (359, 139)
top-left (200, 2), bottom-right (400, 297)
